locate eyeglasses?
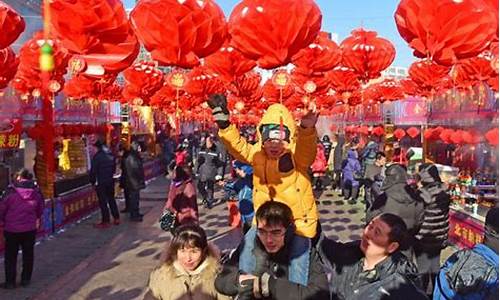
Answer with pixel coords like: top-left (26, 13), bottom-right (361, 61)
top-left (257, 228), bottom-right (287, 238)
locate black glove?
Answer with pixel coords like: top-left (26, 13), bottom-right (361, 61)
top-left (238, 279), bottom-right (256, 300)
top-left (207, 94), bottom-right (230, 129)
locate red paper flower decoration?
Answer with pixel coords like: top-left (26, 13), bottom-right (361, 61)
top-left (0, 2), bottom-right (25, 49)
top-left (375, 79), bottom-right (404, 102)
top-left (228, 0), bottom-right (322, 69)
top-left (229, 72), bottom-right (262, 102)
top-left (394, 128), bottom-right (406, 140)
top-left (406, 127), bottom-right (420, 139)
top-left (131, 0), bottom-right (227, 68)
top-left (122, 61), bottom-right (164, 105)
top-left (0, 47), bottom-right (18, 89)
top-left (292, 31), bottom-right (342, 73)
top-left (439, 129), bottom-right (454, 144)
top-left (395, 0), bottom-right (498, 66)
top-left (341, 28), bottom-right (396, 82)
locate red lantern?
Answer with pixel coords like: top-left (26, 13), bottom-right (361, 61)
top-left (49, 0), bottom-right (138, 74)
top-left (228, 0), bottom-right (321, 69)
top-left (204, 42), bottom-right (256, 83)
top-left (439, 129), bottom-right (454, 144)
top-left (406, 127), bottom-right (420, 139)
top-left (485, 128), bottom-right (499, 146)
top-left (0, 47), bottom-right (18, 89)
top-left (395, 0), bottom-right (498, 66)
top-left (291, 69), bottom-right (330, 96)
top-left (229, 72), bottom-right (262, 100)
top-left (375, 79), bottom-right (404, 102)
top-left (423, 128), bottom-right (435, 140)
top-left (372, 126), bottom-right (385, 137)
top-left (327, 67), bottom-right (360, 94)
top-left (341, 28), bottom-right (395, 81)
top-left (459, 56), bottom-right (496, 82)
top-left (131, 0), bottom-right (227, 68)
top-left (185, 66), bottom-right (226, 101)
top-left (394, 128), bottom-right (406, 140)
top-left (0, 2), bottom-right (25, 49)
top-left (122, 61), bottom-right (164, 105)
top-left (408, 60), bottom-right (450, 96)
top-left (292, 31), bottom-right (342, 73)
top-left (450, 130), bottom-right (464, 145)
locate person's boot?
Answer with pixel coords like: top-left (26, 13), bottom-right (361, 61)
top-left (20, 279), bottom-right (30, 287)
top-left (94, 222), bottom-right (111, 229)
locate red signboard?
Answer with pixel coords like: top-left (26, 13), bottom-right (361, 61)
top-left (448, 208), bottom-right (484, 249)
top-left (394, 97), bottom-right (428, 125)
top-left (0, 118), bottom-right (22, 149)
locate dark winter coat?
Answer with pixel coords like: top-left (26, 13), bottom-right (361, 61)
top-left (342, 149), bottom-right (362, 187)
top-left (122, 150), bottom-right (146, 191)
top-left (434, 243), bottom-right (498, 300)
top-left (320, 238), bottom-right (427, 300)
top-left (333, 135), bottom-right (345, 171)
top-left (368, 164), bottom-right (424, 237)
top-left (364, 164), bottom-right (384, 207)
top-left (0, 180), bottom-right (44, 233)
top-left (215, 236), bottom-right (330, 300)
top-left (360, 141), bottom-right (379, 176)
top-left (196, 145), bottom-right (223, 182)
top-left (89, 147), bottom-right (116, 186)
top-left (321, 136), bottom-right (333, 161)
top-left (415, 165), bottom-right (450, 250)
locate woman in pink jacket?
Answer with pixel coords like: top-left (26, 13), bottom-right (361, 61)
top-left (0, 169), bottom-right (44, 289)
top-left (311, 142), bottom-right (327, 191)
top-left (165, 165), bottom-right (198, 226)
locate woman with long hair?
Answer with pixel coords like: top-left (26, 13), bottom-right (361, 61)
top-left (147, 224), bottom-right (230, 300)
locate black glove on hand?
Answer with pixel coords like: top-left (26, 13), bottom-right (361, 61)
top-left (238, 279), bottom-right (256, 300)
top-left (207, 94), bottom-right (230, 129)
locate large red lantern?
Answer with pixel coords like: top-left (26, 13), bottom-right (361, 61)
top-left (0, 47), bottom-right (18, 89)
top-left (229, 72), bottom-right (262, 100)
top-left (49, 0), bottom-right (139, 74)
top-left (131, 0), bottom-right (227, 68)
top-left (341, 28), bottom-right (396, 82)
top-left (122, 61), bottom-right (164, 105)
top-left (394, 128), bottom-right (406, 140)
top-left (375, 79), bottom-right (404, 102)
top-left (185, 66), bottom-right (226, 101)
top-left (228, 0), bottom-right (321, 69)
top-left (0, 2), bottom-right (25, 49)
top-left (395, 0), bottom-right (498, 66)
top-left (204, 42), bottom-right (256, 83)
top-left (292, 31), bottom-right (342, 73)
top-left (406, 127), bottom-right (420, 139)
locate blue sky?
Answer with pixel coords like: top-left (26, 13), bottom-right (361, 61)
top-left (123, 0), bottom-right (415, 68)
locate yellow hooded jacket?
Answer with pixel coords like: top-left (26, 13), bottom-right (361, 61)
top-left (218, 104), bottom-right (318, 238)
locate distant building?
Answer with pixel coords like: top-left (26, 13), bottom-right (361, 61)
top-left (381, 66), bottom-right (408, 80)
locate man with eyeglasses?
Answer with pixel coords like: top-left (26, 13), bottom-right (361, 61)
top-left (215, 201), bottom-right (330, 300)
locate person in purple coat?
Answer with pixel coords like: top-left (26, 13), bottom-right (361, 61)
top-left (342, 149), bottom-right (362, 202)
top-left (0, 169), bottom-right (44, 289)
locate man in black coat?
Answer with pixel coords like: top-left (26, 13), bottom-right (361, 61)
top-left (320, 213), bottom-right (427, 300)
top-left (414, 164), bottom-right (450, 297)
top-left (363, 152), bottom-right (386, 211)
top-left (90, 140), bottom-right (119, 228)
top-left (332, 133), bottom-right (345, 191)
top-left (215, 201), bottom-right (330, 300)
top-left (368, 164), bottom-right (424, 257)
top-left (121, 141), bottom-right (146, 222)
top-left (196, 136), bottom-right (223, 209)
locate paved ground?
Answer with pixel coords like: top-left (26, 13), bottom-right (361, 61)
top-left (0, 176), bottom-right (457, 299)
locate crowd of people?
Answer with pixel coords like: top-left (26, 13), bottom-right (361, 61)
top-left (0, 93), bottom-right (498, 299)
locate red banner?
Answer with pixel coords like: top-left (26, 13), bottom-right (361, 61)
top-left (394, 97), bottom-right (428, 125)
top-left (449, 208), bottom-right (484, 249)
top-left (0, 118), bottom-right (22, 149)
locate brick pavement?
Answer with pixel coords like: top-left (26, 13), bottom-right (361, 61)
top-left (0, 177), bottom-right (457, 299)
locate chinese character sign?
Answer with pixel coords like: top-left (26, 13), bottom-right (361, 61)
top-left (0, 119), bottom-right (22, 149)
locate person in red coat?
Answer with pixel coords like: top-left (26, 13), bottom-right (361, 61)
top-left (165, 165), bottom-right (198, 226)
top-left (311, 142), bottom-right (327, 190)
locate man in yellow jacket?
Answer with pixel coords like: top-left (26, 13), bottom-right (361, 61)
top-left (207, 94), bottom-right (319, 239)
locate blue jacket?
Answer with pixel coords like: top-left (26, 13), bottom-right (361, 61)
top-left (225, 162), bottom-right (254, 223)
top-left (434, 243), bottom-right (498, 300)
top-left (342, 150), bottom-right (361, 187)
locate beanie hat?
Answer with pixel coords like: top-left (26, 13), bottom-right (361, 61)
top-left (260, 124), bottom-right (290, 143)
